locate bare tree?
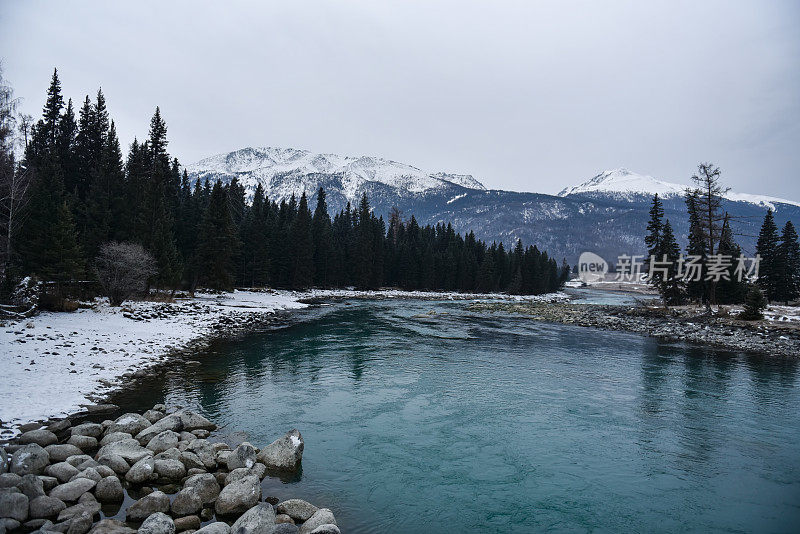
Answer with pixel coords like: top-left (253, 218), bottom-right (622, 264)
top-left (690, 162), bottom-right (729, 308)
top-left (95, 242), bottom-right (157, 306)
top-left (0, 63), bottom-right (27, 284)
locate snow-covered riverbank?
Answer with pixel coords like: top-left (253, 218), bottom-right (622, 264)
top-left (0, 289), bottom-right (568, 437)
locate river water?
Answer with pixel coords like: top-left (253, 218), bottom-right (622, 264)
top-left (109, 297), bottom-right (800, 533)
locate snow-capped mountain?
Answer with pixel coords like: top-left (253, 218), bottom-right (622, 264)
top-left (558, 168), bottom-right (685, 198)
top-left (558, 168), bottom-right (800, 211)
top-left (187, 150), bottom-right (800, 262)
top-left (186, 147), bottom-right (485, 203)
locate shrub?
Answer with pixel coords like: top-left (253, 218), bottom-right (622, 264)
top-left (95, 241), bottom-right (157, 306)
top-left (738, 285), bottom-right (767, 320)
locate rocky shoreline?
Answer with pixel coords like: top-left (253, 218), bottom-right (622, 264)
top-left (468, 301), bottom-right (800, 357)
top-left (0, 405), bottom-right (338, 534)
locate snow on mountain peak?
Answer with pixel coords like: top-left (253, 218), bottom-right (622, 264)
top-left (557, 168), bottom-right (685, 197)
top-left (558, 168), bottom-right (800, 211)
top-left (186, 147), bottom-right (486, 202)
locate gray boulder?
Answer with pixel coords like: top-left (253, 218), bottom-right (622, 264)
top-left (96, 454), bottom-right (129, 476)
top-left (10, 444), bottom-right (50, 476)
top-left (69, 468), bottom-right (101, 483)
top-left (87, 518), bottom-right (137, 534)
top-left (98, 432), bottom-right (132, 447)
top-left (194, 522), bottom-right (230, 534)
top-left (272, 524), bottom-right (299, 534)
top-left (154, 459), bottom-right (185, 482)
top-left (0, 448), bottom-right (7, 474)
top-left (256, 430), bottom-right (303, 472)
top-left (138, 512), bottom-right (175, 534)
top-left (153, 448), bottom-right (181, 462)
top-left (308, 525), bottom-right (339, 534)
top-left (173, 515), bottom-right (200, 531)
top-left (49, 477), bottom-right (96, 502)
top-left (94, 465), bottom-right (115, 478)
top-left (124, 457), bottom-right (155, 485)
top-left (47, 419), bottom-right (71, 433)
top-left (135, 411), bottom-right (215, 444)
top-left (223, 467), bottom-right (264, 487)
top-left (0, 491), bottom-right (28, 521)
top-left (70, 424), bottom-right (103, 439)
top-left (230, 503), bottom-right (275, 534)
top-left (226, 443), bottom-right (256, 471)
top-left (186, 440), bottom-right (216, 470)
top-left (94, 477), bottom-right (123, 503)
top-left (66, 436), bottom-right (98, 451)
top-left (106, 414), bottom-right (150, 436)
top-left (142, 410), bottom-right (165, 424)
top-left (19, 430), bottom-right (59, 447)
top-left (0, 473), bottom-right (21, 488)
top-left (178, 451), bottom-right (203, 470)
top-left (0, 518), bottom-right (21, 532)
top-left (126, 490), bottom-right (170, 522)
top-left (29, 495), bottom-right (66, 519)
top-left (57, 501), bottom-right (101, 522)
top-left (146, 431), bottom-right (179, 455)
top-left (64, 455), bottom-right (92, 467)
top-left (17, 473), bottom-right (46, 500)
top-left (95, 439), bottom-right (151, 464)
top-left (297, 509), bottom-right (336, 534)
top-left (214, 475), bottom-right (261, 516)
top-left (276, 500), bottom-right (318, 523)
top-left (38, 476), bottom-right (59, 492)
top-left (170, 487), bottom-right (202, 517)
top-left (182, 473), bottom-right (219, 506)
top-left (67, 511), bottom-right (94, 534)
top-left (45, 463), bottom-right (79, 484)
top-left (44, 445), bottom-right (83, 463)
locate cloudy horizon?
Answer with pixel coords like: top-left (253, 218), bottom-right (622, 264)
top-left (2, 0), bottom-right (799, 198)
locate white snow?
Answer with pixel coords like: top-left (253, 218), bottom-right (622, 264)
top-left (0, 290), bottom-right (307, 438)
top-left (0, 288), bottom-right (567, 437)
top-left (558, 168), bottom-right (800, 210)
top-left (764, 305), bottom-right (800, 323)
top-left (186, 147), bottom-right (486, 203)
top-left (447, 193), bottom-right (468, 204)
top-left (558, 168), bottom-right (685, 197)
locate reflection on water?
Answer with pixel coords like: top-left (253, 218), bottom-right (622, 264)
top-left (109, 300), bottom-right (800, 533)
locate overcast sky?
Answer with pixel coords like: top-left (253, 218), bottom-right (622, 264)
top-left (2, 1), bottom-right (799, 198)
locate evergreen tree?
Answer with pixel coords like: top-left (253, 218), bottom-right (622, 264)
top-left (756, 209), bottom-right (779, 301)
top-left (775, 221), bottom-right (800, 304)
top-left (289, 192), bottom-right (314, 288)
top-left (715, 214), bottom-right (747, 304)
top-left (684, 191), bottom-right (707, 303)
top-left (312, 187), bottom-right (333, 287)
top-left (644, 193), bottom-right (663, 259)
top-left (197, 181), bottom-right (236, 290)
top-left (739, 285), bottom-right (767, 320)
top-left (658, 220), bottom-right (685, 305)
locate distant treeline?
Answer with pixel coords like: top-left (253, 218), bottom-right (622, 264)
top-left (2, 69), bottom-right (567, 296)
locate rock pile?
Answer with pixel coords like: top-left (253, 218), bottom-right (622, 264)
top-left (0, 405), bottom-right (338, 534)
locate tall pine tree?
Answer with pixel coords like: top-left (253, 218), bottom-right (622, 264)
top-left (756, 209), bottom-right (779, 301)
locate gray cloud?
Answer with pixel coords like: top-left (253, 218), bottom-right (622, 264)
top-left (2, 0), bottom-right (798, 198)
